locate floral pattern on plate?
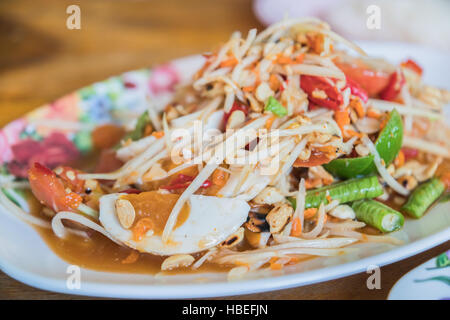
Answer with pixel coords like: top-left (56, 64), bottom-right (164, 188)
top-left (389, 250), bottom-right (450, 300)
top-left (0, 63), bottom-right (183, 179)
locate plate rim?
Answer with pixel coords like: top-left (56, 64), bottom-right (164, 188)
top-left (1, 40), bottom-right (449, 298)
top-left (1, 203), bottom-right (448, 298)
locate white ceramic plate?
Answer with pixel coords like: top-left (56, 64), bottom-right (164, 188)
top-left (0, 41), bottom-right (449, 298)
top-left (388, 250), bottom-right (450, 300)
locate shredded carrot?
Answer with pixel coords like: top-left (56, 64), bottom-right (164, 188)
top-left (269, 74), bottom-right (280, 91)
top-left (379, 117), bottom-right (388, 130)
top-left (366, 108), bottom-right (382, 119)
top-left (304, 208), bottom-right (317, 219)
top-left (305, 178), bottom-right (322, 189)
top-left (265, 116), bottom-right (276, 130)
top-left (288, 257), bottom-right (300, 264)
top-left (315, 145), bottom-right (337, 154)
top-left (349, 99), bottom-right (365, 118)
top-left (242, 85), bottom-right (256, 92)
top-left (121, 250), bottom-right (139, 264)
top-left (235, 260), bottom-right (250, 268)
top-left (345, 130), bottom-right (364, 139)
top-left (326, 195), bottom-right (332, 203)
top-left (276, 54), bottom-right (295, 65)
top-left (152, 131), bottom-right (164, 139)
top-left (269, 257), bottom-right (278, 264)
top-left (334, 108), bottom-right (350, 134)
top-left (306, 32), bottom-right (324, 54)
top-left (295, 53), bottom-right (305, 63)
top-left (290, 217), bottom-right (302, 237)
top-left (270, 262), bottom-right (283, 270)
top-left (394, 150), bottom-right (405, 167)
top-left (211, 169), bottom-right (229, 187)
top-left (132, 218), bottom-right (154, 242)
top-left (220, 56), bottom-right (238, 68)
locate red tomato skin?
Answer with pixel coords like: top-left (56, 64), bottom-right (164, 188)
top-left (379, 71), bottom-right (406, 101)
top-left (335, 61), bottom-right (390, 97)
top-left (55, 166), bottom-right (85, 193)
top-left (345, 76), bottom-right (368, 103)
top-left (28, 163), bottom-right (82, 212)
top-left (401, 147), bottom-right (419, 161)
top-left (401, 59), bottom-right (423, 76)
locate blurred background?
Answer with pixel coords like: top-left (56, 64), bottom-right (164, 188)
top-left (1, 0), bottom-right (449, 127)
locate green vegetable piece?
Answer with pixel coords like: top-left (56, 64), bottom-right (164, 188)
top-left (323, 155), bottom-right (374, 179)
top-left (401, 177), bottom-right (445, 219)
top-left (289, 175), bottom-right (383, 209)
top-left (125, 111), bottom-right (150, 142)
top-left (265, 96), bottom-right (287, 117)
top-left (324, 108), bottom-right (403, 178)
top-left (352, 199), bottom-right (404, 233)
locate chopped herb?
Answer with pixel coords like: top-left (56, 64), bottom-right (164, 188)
top-left (264, 96), bottom-right (287, 117)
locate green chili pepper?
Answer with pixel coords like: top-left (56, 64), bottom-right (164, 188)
top-left (114, 111), bottom-right (151, 150)
top-left (265, 96), bottom-right (288, 117)
top-left (401, 177), bottom-right (445, 219)
top-left (352, 199), bottom-right (404, 233)
top-left (288, 175), bottom-right (383, 209)
top-left (324, 109), bottom-right (403, 179)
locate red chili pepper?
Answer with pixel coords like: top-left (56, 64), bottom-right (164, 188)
top-left (401, 147), bottom-right (419, 161)
top-left (401, 59), bottom-right (423, 76)
top-left (300, 75), bottom-right (343, 110)
top-left (161, 174), bottom-right (211, 191)
top-left (223, 101), bottom-right (249, 124)
top-left (345, 76), bottom-right (368, 103)
top-left (379, 70), bottom-right (405, 101)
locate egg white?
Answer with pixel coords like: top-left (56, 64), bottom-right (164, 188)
top-left (99, 193), bottom-right (249, 255)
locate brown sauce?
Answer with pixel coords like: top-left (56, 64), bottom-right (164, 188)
top-left (121, 191), bottom-right (190, 236)
top-left (27, 156), bottom-right (450, 275)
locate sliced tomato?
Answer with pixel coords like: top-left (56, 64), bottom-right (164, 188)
top-left (28, 163), bottom-right (82, 212)
top-left (54, 166), bottom-right (85, 193)
top-left (335, 61), bottom-right (390, 97)
top-left (401, 147), bottom-right (419, 161)
top-left (401, 59), bottom-right (423, 76)
top-left (293, 151), bottom-right (331, 167)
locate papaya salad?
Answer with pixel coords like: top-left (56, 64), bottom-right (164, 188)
top-left (2, 18), bottom-right (450, 279)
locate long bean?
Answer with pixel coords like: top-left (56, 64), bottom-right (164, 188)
top-left (401, 178), bottom-right (445, 218)
top-left (289, 175), bottom-right (383, 209)
top-left (352, 199), bottom-right (404, 233)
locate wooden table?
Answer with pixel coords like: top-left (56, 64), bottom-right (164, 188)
top-left (1, 0), bottom-right (448, 300)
